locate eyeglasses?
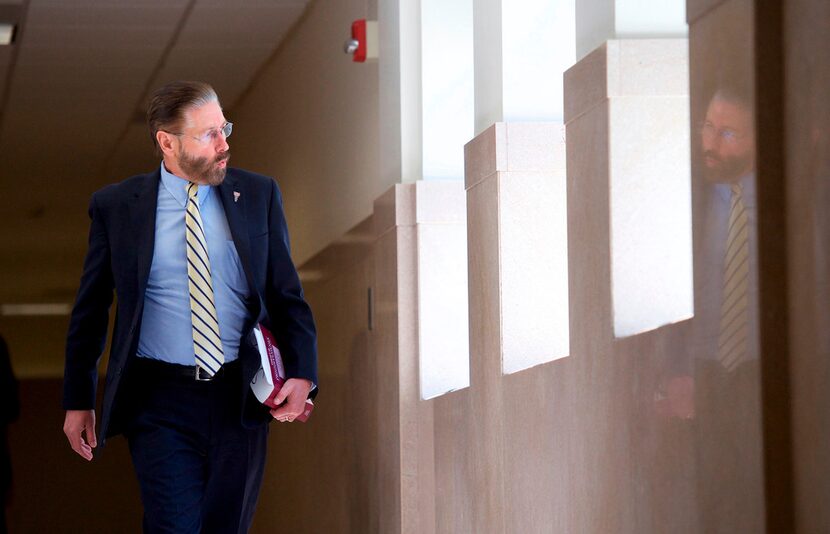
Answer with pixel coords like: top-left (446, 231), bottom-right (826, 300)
top-left (699, 122), bottom-right (747, 145)
top-left (168, 122), bottom-right (233, 145)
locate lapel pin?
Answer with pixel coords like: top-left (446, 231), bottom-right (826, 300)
top-left (233, 191), bottom-right (241, 203)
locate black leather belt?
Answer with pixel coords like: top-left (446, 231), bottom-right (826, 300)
top-left (133, 357), bottom-right (240, 382)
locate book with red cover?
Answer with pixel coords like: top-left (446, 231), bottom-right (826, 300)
top-left (250, 324), bottom-right (313, 422)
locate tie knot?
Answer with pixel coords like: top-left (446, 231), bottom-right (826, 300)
top-left (731, 183), bottom-right (743, 197)
top-left (187, 182), bottom-right (198, 199)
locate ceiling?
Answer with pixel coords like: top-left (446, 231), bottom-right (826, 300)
top-left (0, 0), bottom-right (310, 307)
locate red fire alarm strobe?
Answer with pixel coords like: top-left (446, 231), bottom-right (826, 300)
top-left (344, 19), bottom-right (378, 62)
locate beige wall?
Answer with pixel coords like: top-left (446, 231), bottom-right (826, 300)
top-left (230, 0), bottom-right (384, 266)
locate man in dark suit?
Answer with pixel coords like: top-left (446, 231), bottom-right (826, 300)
top-left (693, 85), bottom-right (762, 533)
top-left (62, 81), bottom-right (317, 533)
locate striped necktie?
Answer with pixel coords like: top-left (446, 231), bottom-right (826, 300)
top-left (717, 183), bottom-right (749, 372)
top-left (185, 182), bottom-right (224, 376)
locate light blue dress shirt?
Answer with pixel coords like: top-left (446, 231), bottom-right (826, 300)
top-left (137, 163), bottom-right (251, 365)
top-left (693, 172), bottom-right (759, 364)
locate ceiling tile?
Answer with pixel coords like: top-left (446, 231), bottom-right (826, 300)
top-left (21, 24), bottom-right (175, 48)
top-left (24, 4), bottom-right (186, 28)
top-left (177, 3), bottom-right (305, 47)
top-left (32, 0), bottom-right (189, 6)
top-left (151, 44), bottom-right (272, 100)
top-left (14, 43), bottom-right (168, 66)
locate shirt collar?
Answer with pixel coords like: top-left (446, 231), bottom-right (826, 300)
top-left (715, 171), bottom-right (756, 207)
top-left (159, 162), bottom-right (212, 208)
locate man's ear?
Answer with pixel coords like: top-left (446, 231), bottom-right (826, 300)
top-left (156, 130), bottom-right (177, 156)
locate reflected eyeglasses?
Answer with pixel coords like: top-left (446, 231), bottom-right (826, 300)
top-left (699, 122), bottom-right (747, 145)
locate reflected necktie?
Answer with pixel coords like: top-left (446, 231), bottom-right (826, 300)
top-left (185, 182), bottom-right (225, 376)
top-left (717, 183), bottom-right (749, 372)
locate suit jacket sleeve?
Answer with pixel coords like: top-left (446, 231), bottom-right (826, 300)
top-left (63, 193), bottom-right (115, 410)
top-left (265, 180), bottom-right (318, 392)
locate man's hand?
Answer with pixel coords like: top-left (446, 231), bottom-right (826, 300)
top-left (270, 378), bottom-right (312, 423)
top-left (63, 409), bottom-right (97, 461)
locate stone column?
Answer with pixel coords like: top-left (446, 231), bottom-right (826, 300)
top-left (462, 122), bottom-right (569, 531)
top-left (373, 181), bottom-right (468, 534)
top-left (563, 37), bottom-right (694, 532)
top-left (465, 123), bottom-right (570, 373)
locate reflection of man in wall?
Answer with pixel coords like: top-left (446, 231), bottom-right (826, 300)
top-left (693, 86), bottom-right (764, 533)
top-left (702, 91), bottom-right (755, 183)
top-left (697, 86), bottom-right (759, 372)
top-left (656, 87), bottom-right (757, 419)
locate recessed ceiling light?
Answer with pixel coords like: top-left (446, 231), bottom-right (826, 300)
top-left (0, 303), bottom-right (72, 316)
top-left (0, 23), bottom-right (15, 45)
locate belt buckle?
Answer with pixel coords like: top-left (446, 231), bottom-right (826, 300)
top-left (195, 366), bottom-right (215, 381)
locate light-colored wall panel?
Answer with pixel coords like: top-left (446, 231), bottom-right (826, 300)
top-left (231, 0), bottom-right (382, 267)
top-left (609, 94), bottom-right (692, 337)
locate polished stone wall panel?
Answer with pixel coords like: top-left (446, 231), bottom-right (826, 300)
top-left (687, 1), bottom-right (765, 531)
top-left (464, 174), bottom-right (507, 532)
top-left (786, 0), bottom-right (830, 531)
top-left (252, 237), bottom-right (376, 533)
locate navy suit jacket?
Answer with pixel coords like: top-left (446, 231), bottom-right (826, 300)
top-left (63, 167), bottom-right (318, 441)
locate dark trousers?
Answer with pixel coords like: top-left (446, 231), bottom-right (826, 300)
top-left (126, 358), bottom-right (269, 534)
top-left (694, 359), bottom-right (764, 534)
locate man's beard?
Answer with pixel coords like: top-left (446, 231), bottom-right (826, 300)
top-left (177, 148), bottom-right (230, 186)
top-left (703, 149), bottom-right (752, 183)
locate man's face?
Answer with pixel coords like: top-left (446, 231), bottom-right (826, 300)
top-left (700, 97), bottom-right (755, 183)
top-left (174, 100), bottom-right (230, 186)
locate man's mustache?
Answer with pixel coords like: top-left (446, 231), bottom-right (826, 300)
top-left (216, 152), bottom-right (230, 163)
top-left (703, 150), bottom-right (722, 163)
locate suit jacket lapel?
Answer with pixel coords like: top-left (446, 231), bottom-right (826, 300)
top-left (218, 173), bottom-right (260, 318)
top-left (129, 170), bottom-right (160, 331)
